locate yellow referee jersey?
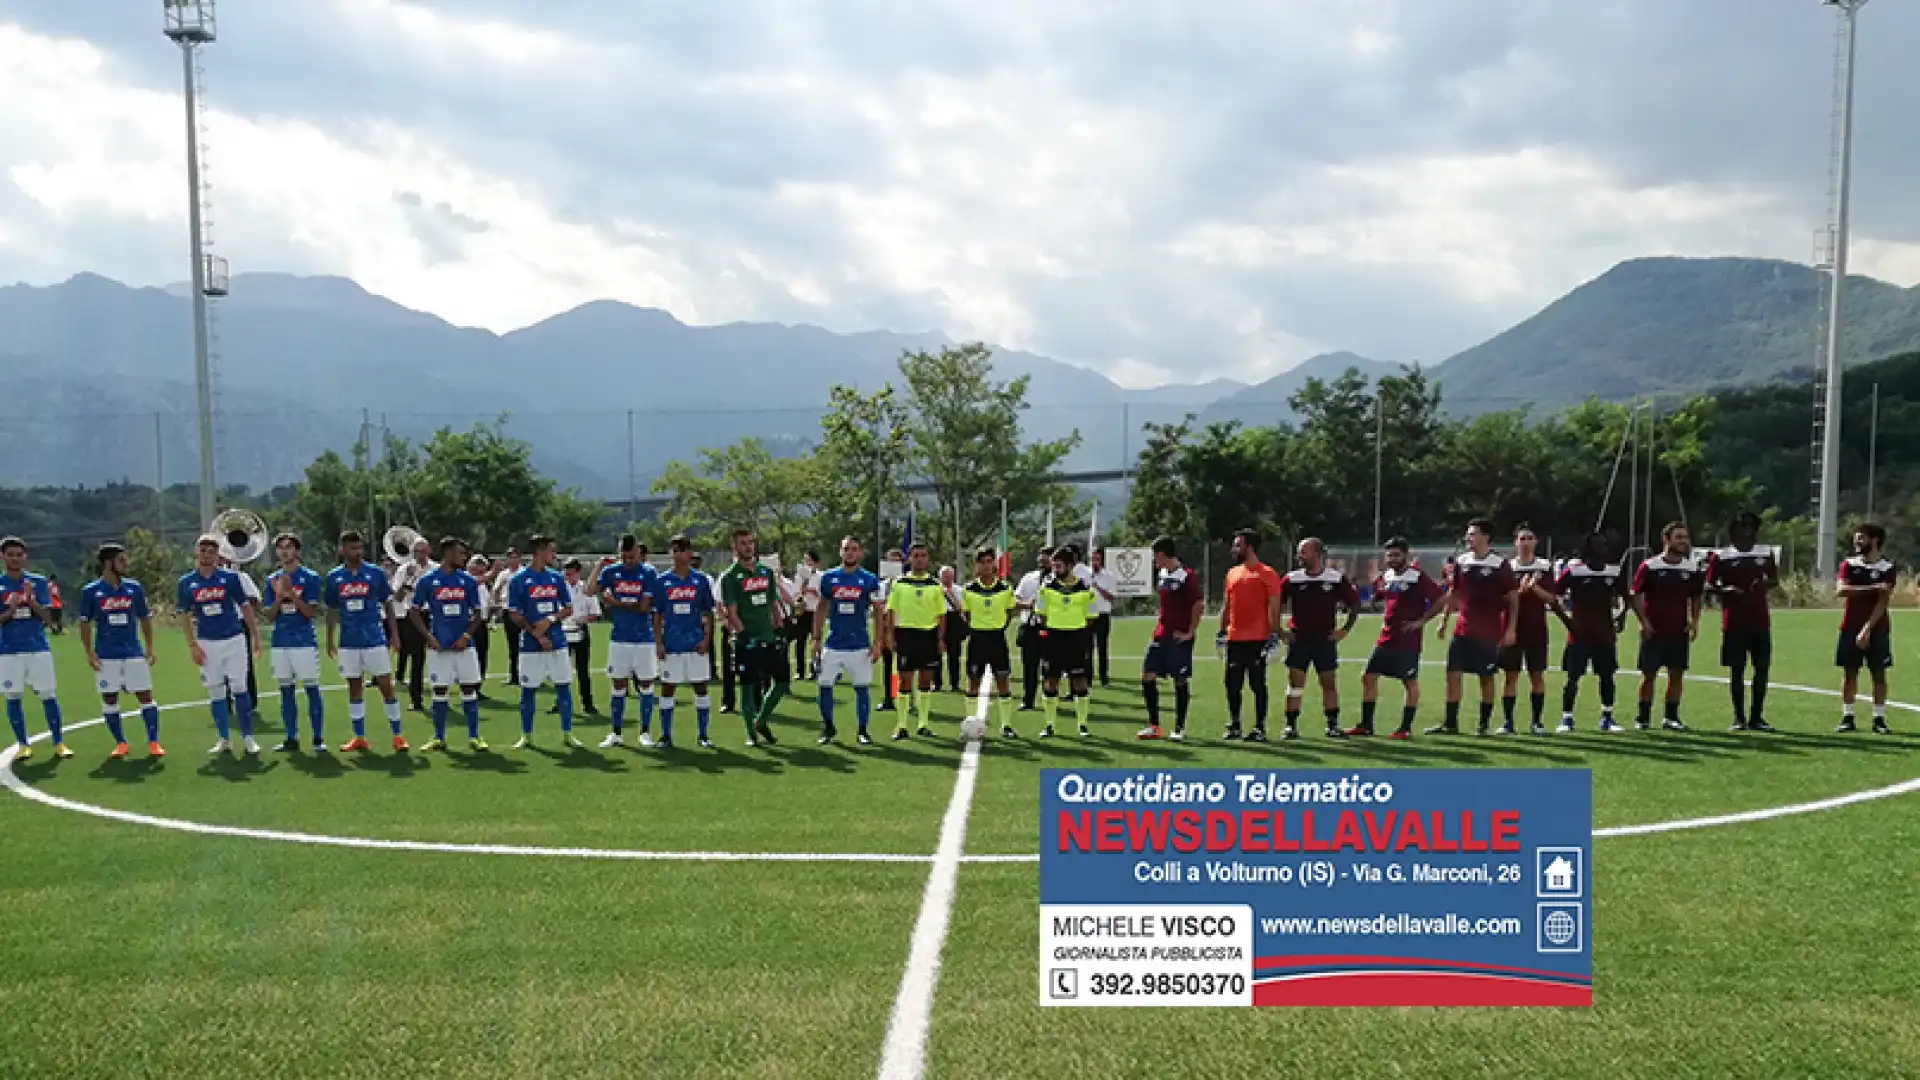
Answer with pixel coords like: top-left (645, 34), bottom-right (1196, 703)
top-left (963, 579), bottom-right (1016, 631)
top-left (885, 574), bottom-right (946, 631)
top-left (1039, 575), bottom-right (1093, 631)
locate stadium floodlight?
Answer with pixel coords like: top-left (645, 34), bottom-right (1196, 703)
top-left (163, 0), bottom-right (221, 526)
top-left (1813, 0), bottom-right (1867, 581)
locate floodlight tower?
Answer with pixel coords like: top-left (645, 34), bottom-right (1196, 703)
top-left (163, 0), bottom-right (228, 527)
top-left (1812, 0), bottom-right (1867, 581)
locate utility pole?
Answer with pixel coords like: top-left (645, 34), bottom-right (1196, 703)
top-left (1814, 0), bottom-right (1869, 579)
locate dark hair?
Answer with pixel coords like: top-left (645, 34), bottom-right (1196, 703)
top-left (731, 527), bottom-right (754, 541)
top-left (1151, 536), bottom-right (1178, 557)
top-left (1300, 536), bottom-right (1325, 555)
top-left (338, 530), bottom-right (364, 546)
top-left (1582, 531), bottom-right (1611, 562)
top-left (806, 550), bottom-right (819, 562)
top-left (908, 541), bottom-right (929, 554)
top-left (669, 534), bottom-right (693, 553)
top-left (1512, 522), bottom-right (1535, 537)
top-left (1039, 546), bottom-right (1055, 558)
top-left (96, 542), bottom-right (126, 571)
top-left (563, 557), bottom-right (583, 571)
top-left (1094, 547), bottom-right (1107, 558)
top-left (273, 532), bottom-right (302, 551)
top-left (0, 536), bottom-right (24, 553)
top-left (1233, 529), bottom-right (1259, 554)
top-left (1661, 520), bottom-right (1688, 540)
top-left (1059, 544), bottom-right (1080, 563)
top-left (439, 535), bottom-right (467, 558)
top-left (975, 547), bottom-right (996, 562)
top-left (619, 534), bottom-right (639, 552)
top-left (1384, 536), bottom-right (1410, 553)
top-left (1856, 522), bottom-right (1887, 545)
top-left (1467, 518), bottom-right (1494, 536)
top-left (1729, 511), bottom-right (1760, 533)
top-left (528, 534), bottom-right (555, 553)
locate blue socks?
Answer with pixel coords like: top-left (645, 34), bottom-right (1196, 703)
top-left (855, 686), bottom-right (871, 732)
top-left (210, 697), bottom-right (231, 740)
top-left (142, 704), bottom-right (160, 743)
top-left (610, 690), bottom-right (626, 735)
top-left (305, 685), bottom-right (324, 742)
top-left (43, 700), bottom-right (62, 745)
top-left (462, 694), bottom-right (480, 739)
top-left (383, 699), bottom-right (402, 735)
top-left (696, 695), bottom-right (710, 741)
top-left (104, 711), bottom-right (125, 743)
top-left (432, 695), bottom-right (449, 741)
top-left (7, 697), bottom-right (27, 745)
top-left (280, 685), bottom-right (299, 739)
top-left (555, 684), bottom-right (574, 732)
top-left (639, 688), bottom-right (655, 733)
top-left (818, 685), bottom-right (835, 726)
top-left (520, 688), bottom-right (536, 734)
top-left (233, 693), bottom-right (253, 740)
top-left (350, 700), bottom-right (366, 738)
top-left (660, 699), bottom-right (674, 742)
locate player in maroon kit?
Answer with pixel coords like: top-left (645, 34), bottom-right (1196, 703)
top-left (1138, 537), bottom-right (1204, 741)
top-left (1553, 532), bottom-right (1628, 732)
top-left (1355, 537), bottom-right (1444, 739)
top-left (1279, 538), bottom-right (1360, 739)
top-left (1704, 512), bottom-right (1781, 732)
top-left (1835, 522), bottom-right (1895, 734)
top-left (1430, 518), bottom-right (1518, 735)
top-left (1631, 522), bottom-right (1703, 731)
top-left (1498, 524), bottom-right (1557, 736)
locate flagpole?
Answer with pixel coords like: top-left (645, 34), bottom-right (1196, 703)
top-left (1046, 503), bottom-right (1054, 549)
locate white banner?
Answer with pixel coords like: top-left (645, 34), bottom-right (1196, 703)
top-left (1108, 547), bottom-right (1155, 598)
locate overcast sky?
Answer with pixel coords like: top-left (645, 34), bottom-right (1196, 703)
top-left (3, 0), bottom-right (1916, 387)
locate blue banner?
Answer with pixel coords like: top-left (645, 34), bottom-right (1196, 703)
top-left (1039, 768), bottom-right (1591, 1007)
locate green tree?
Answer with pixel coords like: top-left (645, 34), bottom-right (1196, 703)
top-left (813, 384), bottom-right (910, 551)
top-left (124, 527), bottom-right (180, 608)
top-left (1121, 418), bottom-right (1200, 543)
top-left (653, 437), bottom-right (818, 556)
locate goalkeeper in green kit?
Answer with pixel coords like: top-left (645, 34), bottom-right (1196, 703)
top-left (720, 527), bottom-right (790, 747)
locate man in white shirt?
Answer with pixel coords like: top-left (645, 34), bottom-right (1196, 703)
top-left (491, 547), bottom-right (522, 686)
top-left (937, 565), bottom-right (966, 692)
top-left (222, 557), bottom-right (264, 714)
top-left (390, 537), bottom-right (433, 711)
top-left (1089, 547), bottom-right (1119, 687)
top-left (467, 553), bottom-right (494, 696)
top-left (790, 550), bottom-right (820, 680)
top-left (1015, 547), bottom-right (1052, 710)
top-left (558, 558), bottom-right (601, 716)
top-left (693, 552), bottom-right (735, 713)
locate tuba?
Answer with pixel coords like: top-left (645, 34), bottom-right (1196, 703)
top-left (210, 508), bottom-right (268, 566)
top-left (384, 524), bottom-right (425, 564)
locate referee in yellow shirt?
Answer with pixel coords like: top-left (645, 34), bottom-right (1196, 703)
top-left (1038, 548), bottom-right (1095, 738)
top-left (963, 547), bottom-right (1018, 737)
top-left (884, 542), bottom-right (946, 739)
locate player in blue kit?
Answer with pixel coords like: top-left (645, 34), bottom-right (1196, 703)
top-left (409, 536), bottom-right (488, 751)
top-left (78, 542), bottom-right (163, 759)
top-left (590, 535), bottom-right (659, 748)
top-left (264, 533), bottom-right (326, 753)
top-left (323, 531), bottom-right (407, 753)
top-left (652, 534), bottom-right (717, 749)
top-left (1, 536), bottom-right (68, 761)
top-left (507, 534), bottom-right (580, 750)
top-left (178, 534), bottom-right (261, 756)
top-left (811, 535), bottom-right (882, 745)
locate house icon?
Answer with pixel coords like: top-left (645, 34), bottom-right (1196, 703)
top-left (1544, 857), bottom-right (1575, 892)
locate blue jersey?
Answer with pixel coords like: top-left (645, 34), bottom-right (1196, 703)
top-left (817, 566), bottom-right (881, 652)
top-left (508, 567), bottom-right (572, 652)
top-left (0, 572), bottom-right (52, 655)
top-left (654, 569), bottom-right (714, 654)
top-left (78, 577), bottom-right (149, 660)
top-left (597, 561), bottom-right (659, 645)
top-left (264, 565), bottom-right (323, 649)
top-left (413, 568), bottom-right (484, 649)
top-left (176, 568), bottom-right (250, 642)
top-left (325, 562), bottom-right (392, 649)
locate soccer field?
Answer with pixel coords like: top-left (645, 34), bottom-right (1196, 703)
top-left (3, 612), bottom-right (1918, 1079)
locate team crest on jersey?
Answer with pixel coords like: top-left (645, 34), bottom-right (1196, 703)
top-left (192, 586), bottom-right (227, 603)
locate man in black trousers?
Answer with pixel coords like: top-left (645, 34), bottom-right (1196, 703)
top-left (1015, 547), bottom-right (1052, 710)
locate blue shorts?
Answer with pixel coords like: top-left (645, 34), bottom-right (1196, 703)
top-left (1142, 638), bottom-right (1194, 679)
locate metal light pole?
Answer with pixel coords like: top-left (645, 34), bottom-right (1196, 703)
top-left (1815, 0), bottom-right (1867, 580)
top-left (163, 0), bottom-right (224, 528)
top-left (1867, 381), bottom-right (1879, 518)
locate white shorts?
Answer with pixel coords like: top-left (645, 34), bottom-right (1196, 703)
top-left (337, 646), bottom-right (392, 680)
top-left (0, 652), bottom-right (57, 697)
top-left (660, 651), bottom-right (712, 686)
top-left (94, 658), bottom-right (153, 696)
top-left (196, 635), bottom-right (250, 693)
top-left (271, 646), bottom-right (321, 685)
top-left (517, 649), bottom-right (573, 688)
top-left (817, 647), bottom-right (874, 688)
top-left (428, 647), bottom-right (482, 688)
top-left (606, 641), bottom-right (659, 683)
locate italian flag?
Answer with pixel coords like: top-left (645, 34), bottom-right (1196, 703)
top-left (996, 498), bottom-right (1011, 579)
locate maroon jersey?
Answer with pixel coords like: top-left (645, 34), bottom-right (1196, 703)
top-left (1704, 547), bottom-right (1778, 634)
top-left (1374, 566), bottom-right (1443, 651)
top-left (1152, 564), bottom-right (1203, 641)
top-left (1509, 557), bottom-right (1555, 647)
top-left (1447, 552), bottom-right (1516, 642)
top-left (1632, 556), bottom-right (1703, 641)
top-left (1554, 560), bottom-right (1626, 647)
top-left (1837, 556), bottom-right (1895, 635)
top-left (1282, 567), bottom-right (1358, 640)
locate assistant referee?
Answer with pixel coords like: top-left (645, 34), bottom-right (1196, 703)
top-left (885, 542), bottom-right (946, 740)
top-left (963, 547), bottom-right (1017, 736)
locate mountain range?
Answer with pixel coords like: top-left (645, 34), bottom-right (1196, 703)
top-left (3, 255), bottom-right (1917, 496)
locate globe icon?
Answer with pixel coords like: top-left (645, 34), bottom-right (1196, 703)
top-left (1544, 909), bottom-right (1578, 947)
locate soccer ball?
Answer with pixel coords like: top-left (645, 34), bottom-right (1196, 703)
top-left (959, 715), bottom-right (988, 742)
